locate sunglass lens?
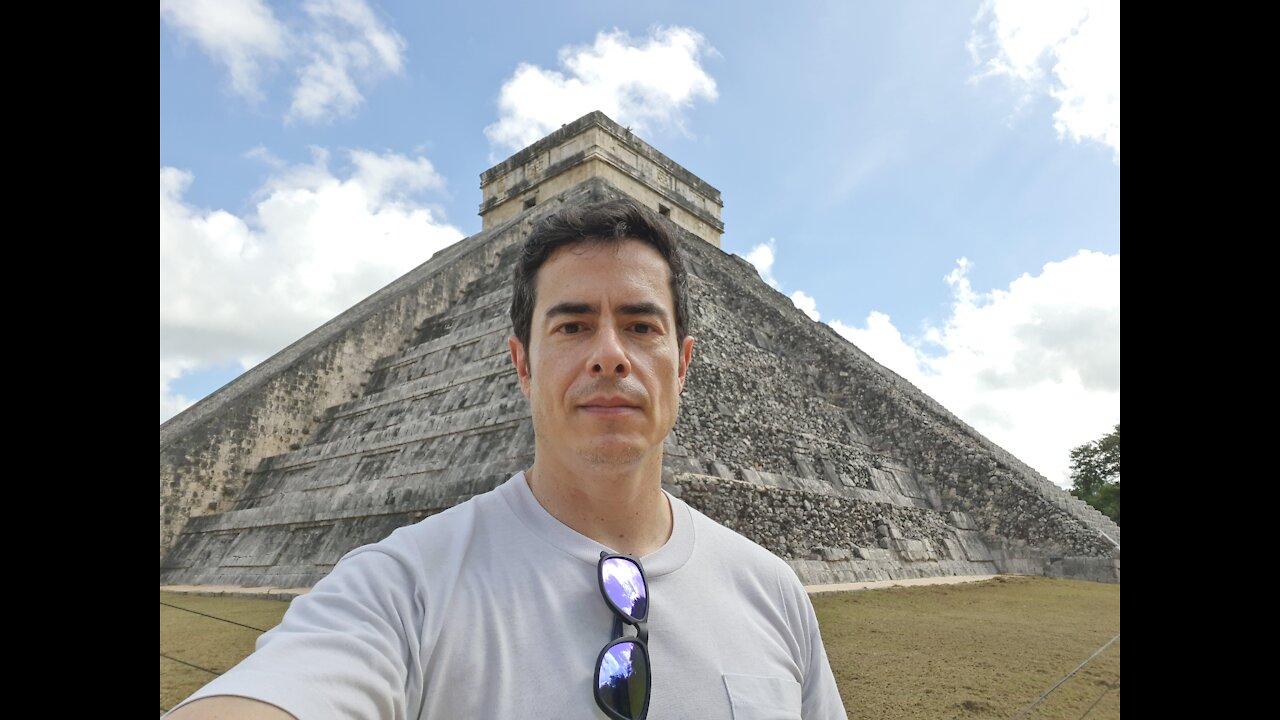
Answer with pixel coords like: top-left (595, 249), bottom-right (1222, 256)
top-left (596, 640), bottom-right (650, 719)
top-left (600, 557), bottom-right (648, 621)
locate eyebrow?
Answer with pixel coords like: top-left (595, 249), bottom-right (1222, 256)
top-left (544, 302), bottom-right (594, 319)
top-left (543, 302), bottom-right (666, 319)
top-left (619, 302), bottom-right (664, 317)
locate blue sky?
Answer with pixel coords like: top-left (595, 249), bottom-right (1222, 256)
top-left (160, 0), bottom-right (1119, 488)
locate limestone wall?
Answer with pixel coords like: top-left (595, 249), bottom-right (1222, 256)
top-left (665, 474), bottom-right (999, 585)
top-left (664, 230), bottom-right (1119, 581)
top-left (162, 203), bottom-right (534, 562)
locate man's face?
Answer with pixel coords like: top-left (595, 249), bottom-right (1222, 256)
top-left (509, 239), bottom-right (694, 472)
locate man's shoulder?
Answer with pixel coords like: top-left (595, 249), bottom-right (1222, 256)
top-left (298, 476), bottom-right (524, 610)
top-left (339, 476), bottom-right (515, 565)
top-left (672, 498), bottom-right (816, 637)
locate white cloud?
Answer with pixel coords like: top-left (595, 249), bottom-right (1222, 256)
top-left (160, 0), bottom-right (288, 101)
top-left (160, 0), bottom-right (405, 123)
top-left (288, 0), bottom-right (407, 123)
top-left (790, 291), bottom-right (819, 321)
top-left (485, 26), bottom-right (718, 154)
top-left (744, 239), bottom-right (778, 288)
top-left (160, 357), bottom-right (200, 423)
top-left (969, 0), bottom-right (1120, 159)
top-left (347, 149), bottom-right (446, 204)
top-left (159, 150), bottom-right (464, 423)
top-left (827, 252), bottom-right (1120, 488)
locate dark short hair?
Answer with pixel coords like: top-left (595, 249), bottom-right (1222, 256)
top-left (510, 198), bottom-right (690, 353)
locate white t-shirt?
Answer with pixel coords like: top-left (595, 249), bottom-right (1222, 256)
top-left (172, 472), bottom-right (847, 719)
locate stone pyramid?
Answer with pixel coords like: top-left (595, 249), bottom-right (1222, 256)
top-left (160, 112), bottom-right (1119, 589)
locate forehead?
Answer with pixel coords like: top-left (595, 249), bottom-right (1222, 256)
top-left (532, 239), bottom-right (674, 309)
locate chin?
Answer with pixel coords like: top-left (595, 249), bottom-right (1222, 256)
top-left (577, 441), bottom-right (649, 467)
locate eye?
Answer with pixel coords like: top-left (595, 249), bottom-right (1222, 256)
top-left (560, 322), bottom-right (582, 334)
top-left (631, 323), bottom-right (653, 334)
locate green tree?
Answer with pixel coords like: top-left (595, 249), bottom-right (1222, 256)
top-left (1069, 423), bottom-right (1120, 526)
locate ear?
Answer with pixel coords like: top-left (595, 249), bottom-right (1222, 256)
top-left (509, 335), bottom-right (532, 398)
top-left (677, 335), bottom-right (694, 392)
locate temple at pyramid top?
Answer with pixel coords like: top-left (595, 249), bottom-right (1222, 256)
top-left (479, 111), bottom-right (725, 247)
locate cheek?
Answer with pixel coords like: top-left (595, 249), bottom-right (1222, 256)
top-left (644, 355), bottom-right (681, 394)
top-left (529, 356), bottom-right (571, 403)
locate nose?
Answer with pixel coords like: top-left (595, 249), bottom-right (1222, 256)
top-left (588, 326), bottom-right (632, 378)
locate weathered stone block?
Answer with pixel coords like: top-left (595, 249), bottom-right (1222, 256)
top-left (712, 462), bottom-right (736, 481)
top-left (817, 547), bottom-right (850, 562)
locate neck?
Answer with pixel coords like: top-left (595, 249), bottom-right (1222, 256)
top-left (524, 451), bottom-right (672, 557)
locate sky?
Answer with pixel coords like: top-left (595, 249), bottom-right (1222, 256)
top-left (160, 0), bottom-right (1120, 489)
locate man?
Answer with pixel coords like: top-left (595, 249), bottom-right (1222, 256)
top-left (169, 198), bottom-right (846, 719)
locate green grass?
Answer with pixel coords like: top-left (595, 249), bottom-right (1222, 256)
top-left (161, 576), bottom-right (1119, 718)
top-left (160, 592), bottom-right (291, 714)
top-left (813, 576), bottom-right (1119, 719)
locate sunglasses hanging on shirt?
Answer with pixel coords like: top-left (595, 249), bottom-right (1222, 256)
top-left (594, 552), bottom-right (651, 720)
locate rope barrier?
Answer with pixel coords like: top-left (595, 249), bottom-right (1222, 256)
top-left (160, 601), bottom-right (270, 633)
top-left (159, 652), bottom-right (221, 677)
top-left (1012, 633), bottom-right (1119, 719)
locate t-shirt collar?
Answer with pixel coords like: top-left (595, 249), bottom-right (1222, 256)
top-left (499, 470), bottom-right (695, 577)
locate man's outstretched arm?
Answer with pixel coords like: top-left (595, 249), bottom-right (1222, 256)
top-left (166, 696), bottom-right (297, 719)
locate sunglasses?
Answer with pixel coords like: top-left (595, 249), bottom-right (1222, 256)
top-left (594, 552), bottom-right (652, 720)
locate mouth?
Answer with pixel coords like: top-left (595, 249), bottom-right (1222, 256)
top-left (579, 397), bottom-right (642, 415)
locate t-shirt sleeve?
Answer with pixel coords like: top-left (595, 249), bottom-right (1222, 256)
top-left (782, 569), bottom-right (848, 720)
top-left (167, 545), bottom-right (425, 720)
top-left (800, 598), bottom-right (847, 720)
